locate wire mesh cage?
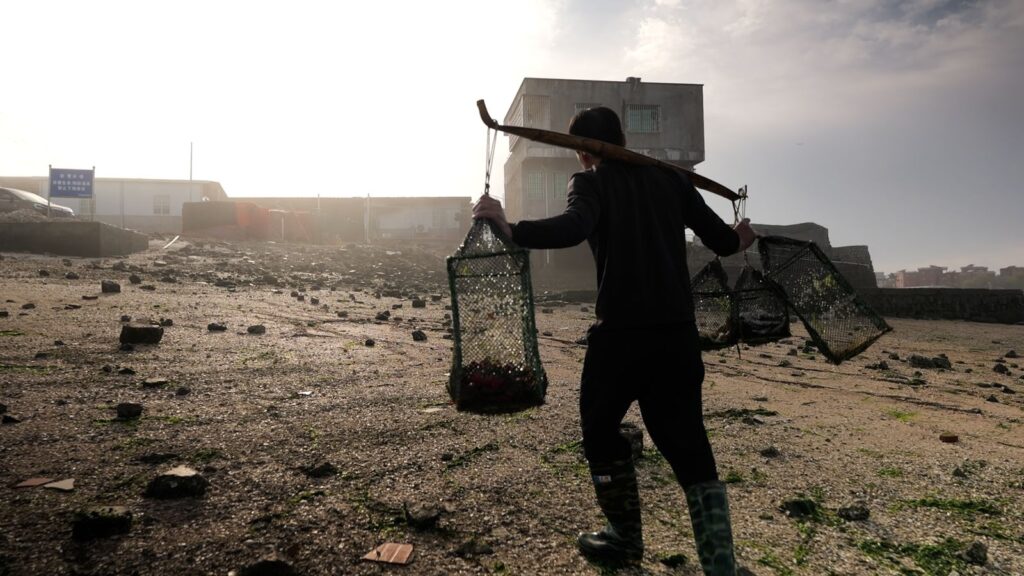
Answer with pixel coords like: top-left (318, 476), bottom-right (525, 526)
top-left (692, 259), bottom-right (738, 351)
top-left (759, 236), bottom-right (891, 364)
top-left (734, 266), bottom-right (791, 346)
top-left (446, 219), bottom-right (547, 412)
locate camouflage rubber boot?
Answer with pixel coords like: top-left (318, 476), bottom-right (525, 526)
top-left (685, 480), bottom-right (737, 576)
top-left (577, 459), bottom-right (644, 564)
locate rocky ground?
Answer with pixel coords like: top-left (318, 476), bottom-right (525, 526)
top-left (0, 238), bottom-right (1022, 576)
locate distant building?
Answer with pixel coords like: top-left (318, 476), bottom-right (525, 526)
top-left (502, 76), bottom-right (706, 283)
top-left (0, 175), bottom-right (226, 234)
top-left (895, 265), bottom-right (948, 288)
top-left (232, 196), bottom-right (471, 243)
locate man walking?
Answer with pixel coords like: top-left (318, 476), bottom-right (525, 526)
top-left (473, 106), bottom-right (755, 575)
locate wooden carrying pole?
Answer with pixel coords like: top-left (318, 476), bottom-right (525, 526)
top-left (476, 100), bottom-right (740, 202)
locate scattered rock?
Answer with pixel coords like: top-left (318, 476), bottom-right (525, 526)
top-left (21, 303), bottom-right (35, 310)
top-left (961, 541), bottom-right (987, 565)
top-left (375, 311), bottom-right (390, 321)
top-left (139, 285), bottom-right (156, 291)
top-left (365, 338), bottom-right (375, 347)
top-left (34, 352), bottom-right (50, 359)
top-left (1005, 350), bottom-right (1019, 359)
top-left (119, 343), bottom-right (135, 352)
top-left (403, 501), bottom-right (442, 530)
top-left (2, 414), bottom-right (21, 424)
top-left (237, 559), bottom-right (298, 576)
top-left (866, 361), bottom-right (889, 370)
top-left (939, 433), bottom-right (959, 444)
top-left (0, 310), bottom-right (7, 317)
top-left (837, 504), bottom-right (870, 521)
top-left (119, 324), bottom-right (164, 345)
top-left (619, 422), bottom-right (644, 460)
top-left (759, 446), bottom-right (781, 458)
top-left (454, 537), bottom-right (493, 558)
top-left (993, 363), bottom-right (1009, 375)
top-left (909, 355), bottom-right (949, 369)
top-left (0, 403), bottom-right (6, 414)
top-left (158, 318), bottom-right (173, 327)
top-left (142, 378), bottom-right (169, 389)
top-left (310, 297), bottom-right (320, 305)
top-left (300, 462), bottom-right (338, 478)
top-left (120, 315), bottom-right (132, 322)
top-left (116, 403), bottom-right (144, 420)
top-left (787, 348), bottom-right (798, 356)
top-left (112, 261), bottom-right (128, 272)
top-left (38, 269), bottom-right (50, 277)
top-left (101, 280), bottom-right (121, 293)
top-left (175, 387), bottom-right (191, 396)
top-left (128, 274), bottom-right (142, 284)
top-left (145, 466), bottom-right (209, 499)
top-left (659, 553), bottom-right (688, 568)
top-left (411, 330), bottom-right (427, 342)
top-left (72, 506), bottom-right (132, 541)
top-left (778, 359), bottom-right (792, 368)
top-left (336, 311), bottom-right (348, 318)
top-left (780, 498), bottom-right (819, 520)
top-left (65, 272), bottom-right (80, 280)
top-left (412, 299), bottom-right (427, 308)
top-left (247, 325), bottom-right (266, 335)
top-left (986, 395), bottom-right (999, 403)
top-left (1002, 385), bottom-right (1016, 394)
top-left (208, 322), bottom-right (227, 332)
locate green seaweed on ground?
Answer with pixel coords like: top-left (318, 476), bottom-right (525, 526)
top-left (858, 538), bottom-right (969, 576)
top-left (900, 497), bottom-right (1001, 517)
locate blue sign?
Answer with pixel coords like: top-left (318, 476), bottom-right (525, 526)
top-left (49, 167), bottom-right (94, 198)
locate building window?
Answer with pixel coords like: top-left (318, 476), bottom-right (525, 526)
top-left (552, 172), bottom-right (568, 208)
top-left (508, 98), bottom-right (524, 150)
top-left (153, 195), bottom-right (170, 215)
top-left (526, 172), bottom-right (544, 217)
top-left (574, 102), bottom-right (602, 115)
top-left (625, 104), bottom-right (660, 133)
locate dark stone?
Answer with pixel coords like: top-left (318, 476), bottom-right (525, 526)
top-left (994, 363), bottom-right (1009, 375)
top-left (780, 498), bottom-right (819, 519)
top-left (454, 537), bottom-right (494, 558)
top-left (962, 541), bottom-right (987, 565)
top-left (120, 315), bottom-right (132, 322)
top-left (38, 269), bottom-right (50, 277)
top-left (412, 299), bottom-right (427, 308)
top-left (0, 310), bottom-right (7, 317)
top-left (128, 274), bottom-right (142, 284)
top-left (364, 338), bottom-right (375, 347)
top-left (139, 285), bottom-right (156, 291)
top-left (238, 560), bottom-right (297, 576)
top-left (759, 446), bottom-right (781, 458)
top-left (412, 330), bottom-right (427, 342)
top-left (778, 359), bottom-right (792, 368)
top-left (403, 500), bottom-right (442, 530)
top-left (310, 297), bottom-right (320, 305)
top-left (144, 466), bottom-right (209, 498)
top-left (375, 311), bottom-right (390, 321)
top-left (659, 553), bottom-right (688, 568)
top-left (290, 291), bottom-right (299, 298)
top-left (175, 386), bottom-right (190, 396)
top-left (787, 348), bottom-right (798, 356)
top-left (119, 324), bottom-right (163, 345)
top-left (619, 422), bottom-right (644, 460)
top-left (72, 506), bottom-right (132, 541)
top-left (866, 360), bottom-right (889, 370)
top-left (21, 303), bottom-right (35, 310)
top-left (116, 403), bottom-right (143, 419)
top-left (34, 352), bottom-right (50, 359)
top-left (247, 325), bottom-right (266, 335)
top-left (1006, 350), bottom-right (1019, 359)
top-left (208, 322), bottom-right (227, 332)
top-left (1002, 385), bottom-right (1016, 394)
top-left (142, 378), bottom-right (169, 389)
top-left (987, 394), bottom-right (999, 403)
top-left (112, 261), bottom-right (128, 272)
top-left (0, 403), bottom-right (5, 414)
top-left (135, 452), bottom-right (178, 465)
top-left (65, 272), bottom-right (80, 280)
top-left (296, 294), bottom-right (306, 302)
top-left (909, 355), bottom-right (946, 369)
top-left (101, 280), bottom-right (121, 293)
top-left (837, 504), bottom-right (870, 521)
top-left (2, 414), bottom-right (21, 424)
top-left (391, 303), bottom-right (403, 310)
top-left (158, 318), bottom-right (173, 327)
top-left (336, 311), bottom-right (348, 318)
top-left (119, 343), bottom-right (135, 352)
top-left (300, 462), bottom-right (337, 478)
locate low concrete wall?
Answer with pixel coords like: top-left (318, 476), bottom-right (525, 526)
top-left (864, 288), bottom-right (1024, 324)
top-left (0, 221), bottom-right (149, 257)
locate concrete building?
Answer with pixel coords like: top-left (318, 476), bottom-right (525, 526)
top-left (502, 76), bottom-right (706, 283)
top-left (0, 176), bottom-right (227, 234)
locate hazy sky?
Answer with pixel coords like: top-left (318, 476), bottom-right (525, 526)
top-left (2, 0), bottom-right (1022, 272)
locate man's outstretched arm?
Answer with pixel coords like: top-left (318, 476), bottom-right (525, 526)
top-left (472, 183), bottom-right (599, 250)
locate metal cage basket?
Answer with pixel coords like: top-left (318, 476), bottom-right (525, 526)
top-left (446, 219), bottom-right (547, 412)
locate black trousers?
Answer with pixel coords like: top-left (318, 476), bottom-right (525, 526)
top-left (580, 323), bottom-right (719, 488)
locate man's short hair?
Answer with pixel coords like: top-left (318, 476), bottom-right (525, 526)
top-left (569, 107), bottom-right (626, 147)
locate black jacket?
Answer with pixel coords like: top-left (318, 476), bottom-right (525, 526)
top-left (510, 160), bottom-right (739, 329)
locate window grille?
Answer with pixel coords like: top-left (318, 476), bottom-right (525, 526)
top-left (626, 104), bottom-right (660, 133)
top-left (153, 194), bottom-right (170, 215)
